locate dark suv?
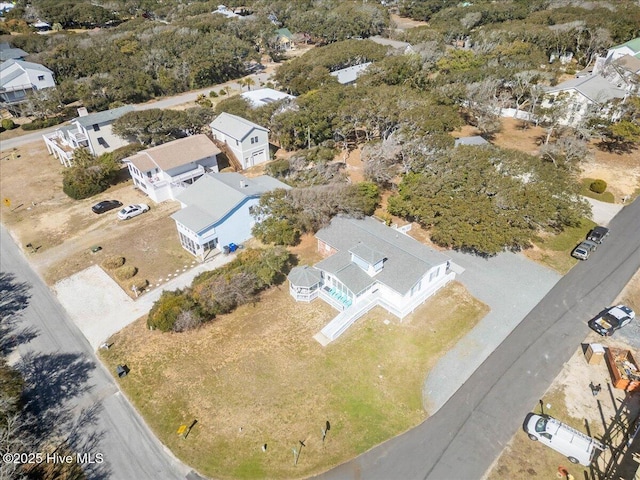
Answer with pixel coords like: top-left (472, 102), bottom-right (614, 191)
top-left (587, 226), bottom-right (610, 244)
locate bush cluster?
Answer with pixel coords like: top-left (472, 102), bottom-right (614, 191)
top-left (115, 265), bottom-right (137, 280)
top-left (21, 117), bottom-right (63, 131)
top-left (147, 247), bottom-right (292, 333)
top-left (102, 256), bottom-right (125, 270)
top-left (128, 278), bottom-right (149, 291)
top-left (1, 119), bottom-right (17, 131)
top-left (589, 179), bottom-right (607, 194)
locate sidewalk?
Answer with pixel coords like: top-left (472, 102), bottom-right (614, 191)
top-left (53, 253), bottom-right (237, 350)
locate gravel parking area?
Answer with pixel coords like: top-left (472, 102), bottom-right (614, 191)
top-left (53, 253), bottom-right (237, 350)
top-left (423, 251), bottom-right (561, 413)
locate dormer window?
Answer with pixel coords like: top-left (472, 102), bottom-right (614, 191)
top-left (349, 243), bottom-right (385, 277)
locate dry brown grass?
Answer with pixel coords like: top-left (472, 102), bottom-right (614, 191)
top-left (101, 281), bottom-right (487, 479)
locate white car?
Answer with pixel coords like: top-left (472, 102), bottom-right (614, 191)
top-left (117, 203), bottom-right (149, 220)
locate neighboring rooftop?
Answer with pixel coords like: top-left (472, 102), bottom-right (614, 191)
top-left (610, 37), bottom-right (640, 56)
top-left (315, 217), bottom-right (450, 295)
top-left (0, 43), bottom-right (28, 62)
top-left (210, 112), bottom-right (268, 141)
top-left (454, 136), bottom-right (490, 147)
top-left (613, 54), bottom-right (640, 74)
top-left (125, 134), bottom-right (221, 172)
top-left (545, 74), bottom-right (627, 103)
top-left (171, 172), bottom-right (289, 232)
top-left (74, 105), bottom-right (135, 127)
top-left (241, 88), bottom-right (295, 108)
top-left (368, 36), bottom-right (411, 50)
top-left (330, 62), bottom-right (371, 85)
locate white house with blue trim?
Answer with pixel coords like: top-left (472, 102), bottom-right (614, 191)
top-left (171, 172), bottom-right (290, 259)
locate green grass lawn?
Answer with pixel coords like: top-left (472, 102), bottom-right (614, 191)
top-left (100, 281), bottom-right (487, 479)
top-left (580, 178), bottom-right (616, 203)
top-left (530, 218), bottom-right (597, 274)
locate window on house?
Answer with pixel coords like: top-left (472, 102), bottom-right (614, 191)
top-left (250, 136), bottom-right (259, 144)
top-left (37, 75), bottom-right (45, 81)
top-left (93, 124), bottom-right (100, 132)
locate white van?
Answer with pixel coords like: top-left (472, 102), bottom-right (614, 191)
top-left (524, 414), bottom-right (605, 466)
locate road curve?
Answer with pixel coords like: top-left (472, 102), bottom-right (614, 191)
top-left (318, 198), bottom-right (640, 480)
top-left (1, 224), bottom-right (194, 480)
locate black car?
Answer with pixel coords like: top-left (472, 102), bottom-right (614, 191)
top-left (92, 200), bottom-right (123, 214)
top-left (587, 226), bottom-right (610, 244)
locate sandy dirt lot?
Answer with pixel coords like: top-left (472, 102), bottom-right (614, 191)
top-left (0, 141), bottom-right (194, 290)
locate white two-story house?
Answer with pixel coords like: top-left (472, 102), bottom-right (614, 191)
top-left (0, 59), bottom-right (55, 106)
top-left (541, 74), bottom-right (627, 127)
top-left (124, 134), bottom-right (220, 203)
top-left (209, 112), bottom-right (270, 170)
top-left (288, 216), bottom-right (455, 344)
top-left (43, 105), bottom-right (134, 166)
top-left (171, 172), bottom-right (289, 259)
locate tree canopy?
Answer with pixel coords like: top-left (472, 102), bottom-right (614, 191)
top-left (387, 145), bottom-right (590, 255)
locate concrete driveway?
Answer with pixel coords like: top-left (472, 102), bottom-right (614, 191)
top-left (54, 253), bottom-right (236, 350)
top-left (585, 196), bottom-right (624, 226)
top-left (423, 251), bottom-right (561, 412)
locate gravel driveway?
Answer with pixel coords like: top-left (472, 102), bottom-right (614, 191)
top-left (423, 251), bottom-right (561, 413)
top-left (53, 253), bottom-right (236, 350)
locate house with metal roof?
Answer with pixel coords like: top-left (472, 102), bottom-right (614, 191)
top-left (454, 136), bottom-right (490, 147)
top-left (210, 112), bottom-right (270, 170)
top-left (124, 135), bottom-right (220, 203)
top-left (171, 172), bottom-right (290, 259)
top-left (0, 43), bottom-right (28, 62)
top-left (241, 88), bottom-right (295, 108)
top-left (43, 105), bottom-right (134, 166)
top-left (606, 37), bottom-right (640, 62)
top-left (368, 36), bottom-right (414, 55)
top-left (288, 216), bottom-right (454, 344)
top-left (541, 74), bottom-right (627, 127)
top-left (0, 58), bottom-right (55, 108)
top-left (330, 62), bottom-right (371, 85)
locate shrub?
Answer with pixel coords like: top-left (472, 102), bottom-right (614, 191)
top-left (62, 149), bottom-right (119, 199)
top-left (147, 290), bottom-right (195, 331)
top-left (209, 90), bottom-right (219, 98)
top-left (21, 117), bottom-right (63, 131)
top-left (1, 119), bottom-right (16, 130)
top-left (128, 278), bottom-right (149, 292)
top-left (173, 310), bottom-right (203, 332)
top-left (115, 265), bottom-right (138, 280)
top-left (102, 256), bottom-right (125, 270)
top-left (589, 179), bottom-right (607, 194)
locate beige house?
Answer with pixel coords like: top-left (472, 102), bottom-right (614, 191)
top-left (124, 134), bottom-right (220, 203)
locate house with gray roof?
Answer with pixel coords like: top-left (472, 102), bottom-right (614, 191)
top-left (541, 74), bottom-right (627, 127)
top-left (368, 36), bottom-right (414, 55)
top-left (43, 105), bottom-right (134, 166)
top-left (210, 112), bottom-right (270, 170)
top-left (0, 58), bottom-right (55, 108)
top-left (124, 134), bottom-right (220, 203)
top-left (0, 43), bottom-right (28, 62)
top-left (288, 216), bottom-right (454, 344)
top-left (241, 87), bottom-right (295, 108)
top-left (454, 136), bottom-right (489, 147)
top-left (171, 172), bottom-right (290, 259)
top-left (330, 62), bottom-right (371, 85)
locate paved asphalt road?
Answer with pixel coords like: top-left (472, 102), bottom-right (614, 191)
top-left (321, 198), bottom-right (640, 480)
top-left (0, 71), bottom-right (274, 151)
top-left (0, 224), bottom-right (196, 480)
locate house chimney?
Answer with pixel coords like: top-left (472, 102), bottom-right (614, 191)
top-left (240, 180), bottom-right (246, 188)
top-left (77, 107), bottom-right (88, 117)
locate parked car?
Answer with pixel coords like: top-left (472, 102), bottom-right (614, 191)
top-left (588, 305), bottom-right (636, 336)
top-left (524, 413), bottom-right (604, 466)
top-left (587, 226), bottom-right (610, 244)
top-left (117, 203), bottom-right (150, 220)
top-left (92, 200), bottom-right (122, 214)
top-left (571, 240), bottom-right (598, 260)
